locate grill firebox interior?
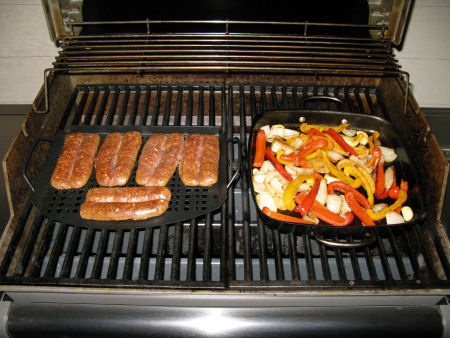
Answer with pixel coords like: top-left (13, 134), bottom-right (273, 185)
top-left (0, 82), bottom-right (448, 290)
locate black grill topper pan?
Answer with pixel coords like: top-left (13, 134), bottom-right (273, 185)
top-left (24, 125), bottom-right (241, 229)
top-left (249, 109), bottom-right (425, 240)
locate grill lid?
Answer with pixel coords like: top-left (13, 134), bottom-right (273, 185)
top-left (42, 0), bottom-right (411, 45)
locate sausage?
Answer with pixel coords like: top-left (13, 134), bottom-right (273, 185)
top-left (136, 133), bottom-right (184, 186)
top-left (85, 186), bottom-right (171, 203)
top-left (50, 133), bottom-right (100, 189)
top-left (179, 134), bottom-right (219, 187)
top-left (95, 131), bottom-right (142, 186)
top-left (80, 186), bottom-right (171, 221)
top-left (80, 200), bottom-right (170, 221)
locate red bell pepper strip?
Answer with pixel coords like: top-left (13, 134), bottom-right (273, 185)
top-left (262, 207), bottom-right (315, 224)
top-left (345, 192), bottom-right (376, 226)
top-left (294, 139), bottom-right (329, 166)
top-left (375, 162), bottom-right (387, 199)
top-left (307, 128), bottom-right (326, 137)
top-left (296, 178), bottom-right (321, 216)
top-left (327, 181), bottom-right (371, 209)
top-left (388, 180), bottom-right (408, 199)
top-left (294, 192), bottom-right (354, 226)
top-left (280, 152), bottom-right (296, 162)
top-left (324, 128), bottom-right (359, 158)
top-left (252, 129), bottom-right (266, 167)
top-left (367, 147), bottom-right (381, 168)
top-left (264, 147), bottom-right (293, 182)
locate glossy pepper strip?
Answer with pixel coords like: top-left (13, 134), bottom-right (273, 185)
top-left (280, 151), bottom-right (296, 162)
top-left (367, 147), bottom-right (381, 168)
top-left (337, 159), bottom-right (375, 192)
top-left (262, 207), bottom-right (315, 224)
top-left (368, 131), bottom-right (380, 154)
top-left (282, 175), bottom-right (312, 211)
top-left (294, 139), bottom-right (328, 166)
top-left (327, 181), bottom-right (371, 209)
top-left (265, 147), bottom-right (293, 182)
top-left (375, 162), bottom-right (387, 199)
top-left (343, 166), bottom-right (374, 206)
top-left (276, 150), bottom-right (294, 165)
top-left (296, 178), bottom-right (321, 216)
top-left (252, 129), bottom-right (266, 167)
top-left (294, 193), bottom-right (354, 226)
top-left (320, 151), bottom-right (362, 188)
top-left (388, 180), bottom-right (408, 200)
top-left (345, 192), bottom-right (376, 226)
top-left (367, 189), bottom-right (408, 221)
top-left (324, 128), bottom-right (359, 158)
top-left (300, 123), bottom-right (349, 134)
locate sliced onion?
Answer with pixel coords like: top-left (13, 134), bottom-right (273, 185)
top-left (270, 125), bottom-right (285, 138)
top-left (269, 177), bottom-right (285, 195)
top-left (373, 203), bottom-right (387, 213)
top-left (283, 128), bottom-right (300, 138)
top-left (285, 164), bottom-right (314, 177)
top-left (343, 129), bottom-right (357, 137)
top-left (256, 192), bottom-right (277, 212)
top-left (253, 180), bottom-right (268, 193)
top-left (326, 194), bottom-right (342, 214)
top-left (386, 211), bottom-right (405, 224)
top-left (325, 174), bottom-right (340, 184)
top-left (271, 139), bottom-right (295, 154)
top-left (340, 195), bottom-right (352, 214)
top-left (356, 131), bottom-right (369, 145)
top-left (384, 166), bottom-right (394, 191)
top-left (315, 179), bottom-right (327, 205)
top-left (327, 150), bottom-right (344, 162)
top-left (274, 195), bottom-right (287, 211)
top-left (260, 125), bottom-right (271, 139)
top-left (379, 146), bottom-right (398, 163)
top-left (260, 160), bottom-right (275, 173)
top-left (297, 183), bottom-right (311, 192)
top-left (342, 135), bottom-right (359, 147)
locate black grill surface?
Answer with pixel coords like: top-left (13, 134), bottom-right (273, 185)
top-left (0, 84), bottom-right (449, 290)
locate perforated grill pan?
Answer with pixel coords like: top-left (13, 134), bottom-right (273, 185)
top-left (249, 110), bottom-right (426, 236)
top-left (26, 125), bottom-right (239, 229)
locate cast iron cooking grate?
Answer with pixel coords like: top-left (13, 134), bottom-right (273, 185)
top-left (0, 84), bottom-right (449, 289)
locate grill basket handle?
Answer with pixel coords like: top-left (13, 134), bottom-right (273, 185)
top-left (311, 230), bottom-right (377, 248)
top-left (300, 95), bottom-right (344, 109)
top-left (23, 137), bottom-right (54, 192)
top-left (226, 137), bottom-right (242, 190)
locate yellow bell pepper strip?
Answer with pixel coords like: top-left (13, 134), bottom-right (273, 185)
top-left (367, 189), bottom-right (408, 221)
top-left (265, 147), bottom-right (293, 182)
top-left (253, 129), bottom-right (266, 168)
top-left (262, 207), bottom-right (315, 224)
top-left (324, 128), bottom-right (359, 158)
top-left (368, 131), bottom-right (380, 154)
top-left (353, 146), bottom-right (369, 158)
top-left (300, 123), bottom-right (349, 134)
top-left (282, 175), bottom-right (313, 211)
top-left (305, 150), bottom-right (321, 161)
top-left (320, 151), bottom-right (362, 188)
top-left (337, 159), bottom-right (375, 192)
top-left (296, 178), bottom-right (321, 216)
top-left (276, 150), bottom-right (295, 166)
top-left (343, 166), bottom-right (374, 206)
top-left (345, 192), bottom-right (376, 226)
top-left (294, 139), bottom-right (329, 166)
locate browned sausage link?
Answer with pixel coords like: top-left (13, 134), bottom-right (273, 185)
top-left (85, 186), bottom-right (171, 203)
top-left (95, 133), bottom-right (122, 186)
top-left (70, 134), bottom-right (100, 188)
top-left (135, 133), bottom-right (167, 186)
top-left (137, 133), bottom-right (184, 186)
top-left (80, 200), bottom-right (170, 221)
top-left (179, 134), bottom-right (202, 186)
top-left (198, 135), bottom-right (220, 187)
top-left (112, 131), bottom-right (142, 186)
top-left (51, 133), bottom-right (84, 189)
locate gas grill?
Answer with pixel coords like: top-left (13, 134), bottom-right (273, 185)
top-left (0, 1), bottom-right (449, 337)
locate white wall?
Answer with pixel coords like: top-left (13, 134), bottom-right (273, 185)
top-left (0, 0), bottom-right (449, 107)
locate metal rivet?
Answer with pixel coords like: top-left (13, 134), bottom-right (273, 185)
top-left (341, 119), bottom-right (348, 124)
top-left (299, 116), bottom-right (306, 122)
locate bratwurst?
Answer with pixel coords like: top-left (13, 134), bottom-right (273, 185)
top-left (50, 133), bottom-right (100, 189)
top-left (95, 131), bottom-right (142, 186)
top-left (178, 134), bottom-right (219, 187)
top-left (136, 133), bottom-right (184, 186)
top-left (80, 186), bottom-right (171, 221)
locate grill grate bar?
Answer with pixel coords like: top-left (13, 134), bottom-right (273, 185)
top-left (288, 233), bottom-right (300, 281)
top-left (139, 86), bottom-right (151, 126)
top-left (138, 228), bottom-right (152, 280)
top-left (106, 230), bottom-right (124, 279)
top-left (154, 225), bottom-right (168, 281)
top-left (413, 225), bottom-right (439, 281)
top-left (128, 87), bottom-right (140, 126)
top-left (364, 246), bottom-right (378, 281)
top-left (90, 229), bottom-right (108, 279)
top-left (44, 223), bottom-right (69, 278)
top-left (303, 235), bottom-right (315, 281)
top-left (94, 87), bottom-right (110, 125)
top-left (272, 230), bottom-right (284, 280)
top-left (123, 228), bottom-right (137, 280)
top-left (375, 229), bottom-right (394, 282)
top-left (28, 219), bottom-right (55, 278)
top-left (334, 241), bottom-right (348, 281)
top-left (71, 88), bottom-right (89, 126)
top-left (426, 225), bottom-right (450, 280)
top-left (105, 87), bottom-right (120, 125)
top-left (186, 220), bottom-right (198, 282)
top-left (150, 87), bottom-right (162, 126)
top-left (13, 214), bottom-right (45, 277)
top-left (117, 86), bottom-right (130, 125)
top-left (318, 243), bottom-right (332, 281)
top-left (74, 227), bottom-right (95, 279)
top-left (388, 229), bottom-right (408, 281)
top-left (348, 236), bottom-right (363, 282)
top-left (203, 215), bottom-right (212, 282)
top-left (82, 88), bottom-right (99, 125)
